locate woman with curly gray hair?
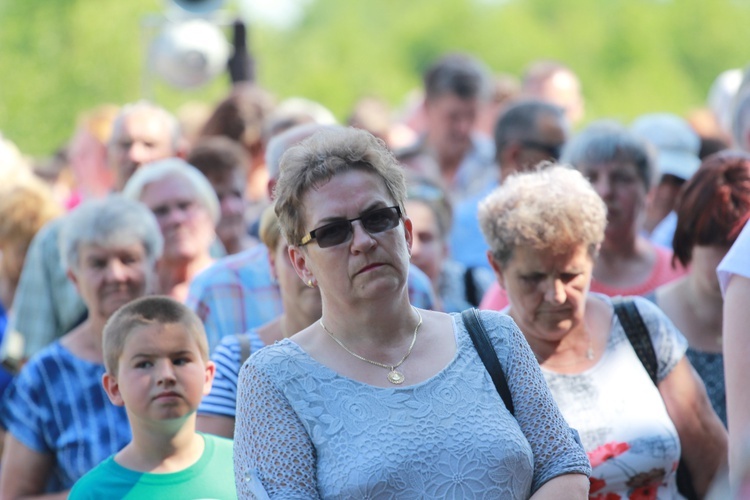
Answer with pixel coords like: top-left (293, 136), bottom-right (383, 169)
top-left (481, 122), bottom-right (687, 310)
top-left (479, 165), bottom-right (727, 499)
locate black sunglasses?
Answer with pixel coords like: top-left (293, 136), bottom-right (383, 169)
top-left (519, 139), bottom-right (563, 160)
top-left (300, 206), bottom-right (402, 248)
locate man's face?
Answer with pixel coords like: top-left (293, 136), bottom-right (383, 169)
top-left (535, 70), bottom-right (584, 125)
top-left (424, 93), bottom-right (479, 163)
top-left (108, 110), bottom-right (177, 191)
top-left (501, 113), bottom-right (569, 181)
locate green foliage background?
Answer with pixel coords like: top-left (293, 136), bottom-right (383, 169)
top-left (1, 0), bottom-right (749, 156)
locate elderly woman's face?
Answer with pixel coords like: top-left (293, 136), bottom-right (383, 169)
top-left (581, 161), bottom-right (646, 240)
top-left (496, 244), bottom-right (593, 343)
top-left (289, 169), bottom-right (412, 304)
top-left (69, 242), bottom-right (151, 320)
top-left (139, 175), bottom-right (215, 262)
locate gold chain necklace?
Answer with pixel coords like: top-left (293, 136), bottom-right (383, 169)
top-left (320, 307), bottom-right (423, 385)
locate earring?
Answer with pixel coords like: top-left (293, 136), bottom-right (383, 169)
top-left (307, 279), bottom-right (315, 288)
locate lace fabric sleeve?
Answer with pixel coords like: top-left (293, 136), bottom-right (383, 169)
top-left (234, 355), bottom-right (321, 499)
top-left (479, 311), bottom-right (591, 493)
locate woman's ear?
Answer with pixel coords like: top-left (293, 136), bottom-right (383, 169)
top-left (288, 245), bottom-right (313, 284)
top-left (486, 251), bottom-right (507, 290)
top-left (403, 215), bottom-right (413, 256)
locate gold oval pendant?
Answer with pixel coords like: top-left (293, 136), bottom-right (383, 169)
top-left (387, 370), bottom-right (405, 384)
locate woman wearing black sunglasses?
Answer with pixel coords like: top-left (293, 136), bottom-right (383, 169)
top-left (233, 127), bottom-right (590, 499)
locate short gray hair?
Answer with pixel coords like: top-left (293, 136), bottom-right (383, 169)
top-left (109, 100), bottom-right (181, 152)
top-left (478, 165), bottom-right (606, 266)
top-left (561, 120), bottom-right (656, 191)
top-left (60, 195), bottom-right (163, 272)
top-left (121, 158), bottom-right (220, 225)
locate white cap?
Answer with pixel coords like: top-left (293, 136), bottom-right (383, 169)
top-left (631, 113), bottom-right (701, 181)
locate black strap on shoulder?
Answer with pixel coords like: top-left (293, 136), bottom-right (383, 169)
top-left (612, 297), bottom-right (699, 500)
top-left (461, 308), bottom-right (515, 416)
top-left (612, 297), bottom-right (658, 385)
top-left (236, 333), bottom-right (252, 365)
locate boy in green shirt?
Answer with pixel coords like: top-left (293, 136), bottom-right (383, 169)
top-left (70, 296), bottom-right (237, 499)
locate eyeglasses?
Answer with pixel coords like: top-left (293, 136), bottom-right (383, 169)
top-left (519, 139), bottom-right (563, 160)
top-left (300, 206), bottom-right (402, 248)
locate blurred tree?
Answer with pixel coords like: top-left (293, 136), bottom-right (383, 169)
top-left (1, 0), bottom-right (749, 156)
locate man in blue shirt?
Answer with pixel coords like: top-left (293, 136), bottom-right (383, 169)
top-left (450, 100), bottom-right (569, 271)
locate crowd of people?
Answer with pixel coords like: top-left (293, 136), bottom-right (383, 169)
top-left (0, 46), bottom-right (749, 498)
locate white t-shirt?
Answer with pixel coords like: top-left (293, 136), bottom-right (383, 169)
top-left (718, 220), bottom-right (750, 296)
top-left (542, 295), bottom-right (688, 499)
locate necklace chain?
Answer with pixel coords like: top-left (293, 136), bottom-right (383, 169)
top-left (533, 331), bottom-right (595, 367)
top-left (320, 307), bottom-right (423, 384)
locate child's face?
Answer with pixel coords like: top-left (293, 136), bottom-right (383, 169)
top-left (103, 323), bottom-right (215, 423)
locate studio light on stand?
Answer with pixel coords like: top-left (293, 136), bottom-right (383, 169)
top-left (142, 0), bottom-right (233, 94)
top-left (169, 0), bottom-right (226, 16)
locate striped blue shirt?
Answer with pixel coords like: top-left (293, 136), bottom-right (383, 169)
top-left (198, 329), bottom-right (264, 419)
top-left (0, 342), bottom-right (131, 492)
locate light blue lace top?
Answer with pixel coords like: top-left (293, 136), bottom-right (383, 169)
top-left (234, 310), bottom-right (590, 499)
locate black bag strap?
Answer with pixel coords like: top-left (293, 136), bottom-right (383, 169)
top-left (236, 333), bottom-right (252, 365)
top-left (612, 297), bottom-right (658, 385)
top-left (461, 308), bottom-right (515, 416)
top-left (611, 297), bottom-right (699, 500)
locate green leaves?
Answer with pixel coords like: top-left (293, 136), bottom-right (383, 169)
top-left (2, 0), bottom-right (750, 155)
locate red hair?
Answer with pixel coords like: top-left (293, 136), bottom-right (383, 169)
top-left (673, 150), bottom-right (750, 267)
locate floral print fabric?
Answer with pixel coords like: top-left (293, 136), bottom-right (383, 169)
top-left (542, 295), bottom-right (688, 500)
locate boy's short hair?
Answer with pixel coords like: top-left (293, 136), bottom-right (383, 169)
top-left (103, 296), bottom-right (209, 375)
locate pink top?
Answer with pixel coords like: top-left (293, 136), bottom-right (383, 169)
top-left (479, 245), bottom-right (687, 311)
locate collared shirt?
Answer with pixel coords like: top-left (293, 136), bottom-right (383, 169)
top-left (449, 181), bottom-right (498, 271)
top-left (400, 134), bottom-right (497, 203)
top-left (449, 134), bottom-right (498, 202)
top-left (186, 246), bottom-right (436, 352)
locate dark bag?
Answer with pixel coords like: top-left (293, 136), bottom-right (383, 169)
top-left (612, 297), bottom-right (699, 500)
top-left (461, 308), bottom-right (514, 415)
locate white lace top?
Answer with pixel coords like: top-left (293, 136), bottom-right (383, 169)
top-left (234, 310), bottom-right (590, 499)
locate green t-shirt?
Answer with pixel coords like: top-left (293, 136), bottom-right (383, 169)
top-left (69, 433), bottom-right (237, 499)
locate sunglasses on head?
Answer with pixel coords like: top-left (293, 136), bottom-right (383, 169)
top-left (300, 206), bottom-right (402, 248)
